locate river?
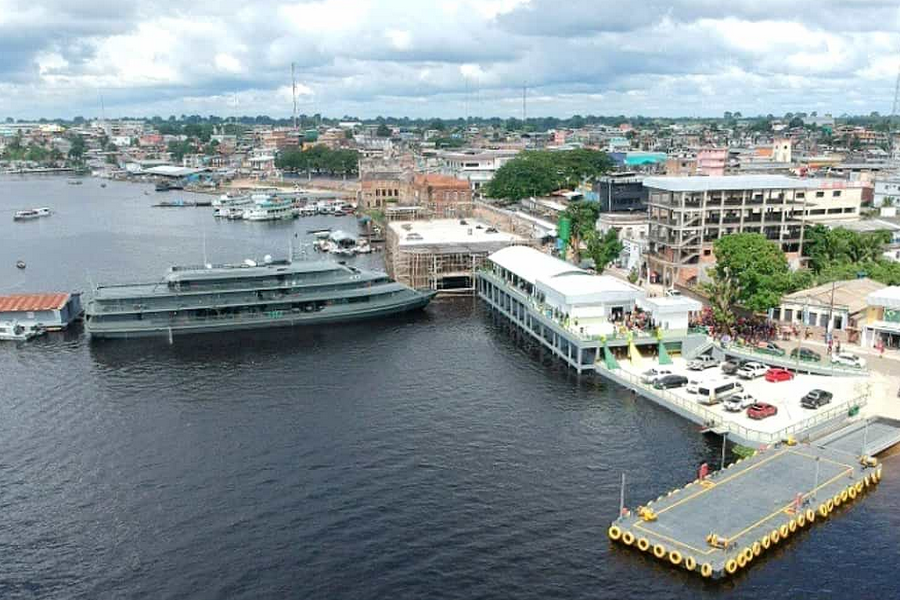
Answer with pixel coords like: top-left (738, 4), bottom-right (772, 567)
top-left (0, 175), bottom-right (897, 599)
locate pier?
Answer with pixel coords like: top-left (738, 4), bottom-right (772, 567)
top-left (608, 439), bottom-right (885, 579)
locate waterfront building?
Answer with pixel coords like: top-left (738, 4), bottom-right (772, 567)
top-left (643, 175), bottom-right (810, 287)
top-left (477, 246), bottom-right (704, 372)
top-left (773, 278), bottom-right (885, 344)
top-left (359, 172), bottom-right (410, 210)
top-left (0, 293), bottom-right (83, 331)
top-left (385, 219), bottom-right (528, 292)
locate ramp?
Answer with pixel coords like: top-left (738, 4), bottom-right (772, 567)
top-left (817, 417), bottom-right (900, 456)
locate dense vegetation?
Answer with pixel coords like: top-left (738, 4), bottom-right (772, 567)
top-left (561, 200), bottom-right (623, 270)
top-left (275, 146), bottom-right (359, 176)
top-left (703, 227), bottom-right (900, 329)
top-left (485, 149), bottom-right (613, 202)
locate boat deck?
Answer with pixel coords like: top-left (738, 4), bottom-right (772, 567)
top-left (608, 442), bottom-right (884, 579)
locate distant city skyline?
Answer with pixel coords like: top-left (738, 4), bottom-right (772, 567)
top-left (3, 0), bottom-right (900, 120)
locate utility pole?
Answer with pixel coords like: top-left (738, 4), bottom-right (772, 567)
top-left (522, 82), bottom-right (527, 123)
top-left (291, 62), bottom-right (298, 131)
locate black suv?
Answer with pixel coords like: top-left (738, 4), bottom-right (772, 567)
top-left (801, 389), bottom-right (833, 409)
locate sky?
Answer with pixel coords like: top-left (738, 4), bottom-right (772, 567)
top-left (3, 0), bottom-right (900, 120)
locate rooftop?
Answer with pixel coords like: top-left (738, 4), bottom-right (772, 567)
top-left (489, 246), bottom-right (583, 285)
top-left (643, 175), bottom-right (810, 192)
top-left (0, 293), bottom-right (71, 312)
top-left (144, 165), bottom-right (207, 177)
top-left (782, 278), bottom-right (885, 314)
top-left (390, 219), bottom-right (523, 250)
top-left (867, 286), bottom-right (900, 309)
top-left (413, 173), bottom-right (469, 188)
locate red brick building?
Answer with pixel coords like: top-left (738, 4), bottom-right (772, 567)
top-left (410, 174), bottom-right (473, 217)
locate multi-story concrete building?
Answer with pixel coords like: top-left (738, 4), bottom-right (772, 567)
top-left (439, 149), bottom-right (519, 198)
top-left (696, 148), bottom-right (727, 176)
top-left (593, 173), bottom-right (647, 212)
top-left (644, 175), bottom-right (810, 287)
top-left (802, 180), bottom-right (864, 223)
top-left (873, 173), bottom-right (900, 207)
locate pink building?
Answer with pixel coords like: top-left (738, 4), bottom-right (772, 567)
top-left (696, 148), bottom-right (727, 176)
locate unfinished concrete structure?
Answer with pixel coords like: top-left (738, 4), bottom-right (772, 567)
top-left (385, 219), bottom-right (531, 292)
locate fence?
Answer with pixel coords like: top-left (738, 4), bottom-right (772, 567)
top-left (596, 364), bottom-right (869, 445)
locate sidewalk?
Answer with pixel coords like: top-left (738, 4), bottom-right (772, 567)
top-left (795, 337), bottom-right (900, 364)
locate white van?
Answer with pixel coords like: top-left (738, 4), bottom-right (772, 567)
top-left (696, 380), bottom-right (742, 405)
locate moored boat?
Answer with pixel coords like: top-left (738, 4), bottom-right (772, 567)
top-left (0, 321), bottom-right (45, 341)
top-left (14, 208), bottom-right (52, 221)
top-left (84, 256), bottom-right (436, 339)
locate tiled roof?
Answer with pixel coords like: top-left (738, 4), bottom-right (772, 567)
top-left (0, 293), bottom-right (70, 312)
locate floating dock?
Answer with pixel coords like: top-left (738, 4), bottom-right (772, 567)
top-left (608, 440), bottom-right (885, 579)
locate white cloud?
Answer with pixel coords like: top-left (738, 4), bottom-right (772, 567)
top-left (1, 0), bottom-right (899, 118)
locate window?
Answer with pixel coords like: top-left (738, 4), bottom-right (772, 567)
top-left (703, 248), bottom-right (712, 256)
top-left (784, 308), bottom-right (793, 322)
top-left (796, 192), bottom-right (805, 199)
top-left (833, 190), bottom-right (841, 197)
top-left (816, 191), bottom-right (825, 198)
top-left (844, 207), bottom-right (856, 213)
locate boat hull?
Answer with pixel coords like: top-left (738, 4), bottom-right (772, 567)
top-left (86, 291), bottom-right (435, 339)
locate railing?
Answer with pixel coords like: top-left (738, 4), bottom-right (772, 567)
top-left (723, 341), bottom-right (867, 376)
top-left (597, 362), bottom-right (869, 445)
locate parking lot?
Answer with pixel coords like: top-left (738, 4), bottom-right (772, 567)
top-left (619, 356), bottom-right (869, 437)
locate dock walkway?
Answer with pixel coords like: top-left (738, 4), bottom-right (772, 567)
top-left (608, 442), bottom-right (884, 579)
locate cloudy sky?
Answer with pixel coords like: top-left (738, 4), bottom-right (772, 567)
top-left (2, 0), bottom-right (900, 119)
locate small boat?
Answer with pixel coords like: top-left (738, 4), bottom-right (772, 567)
top-left (14, 208), bottom-right (51, 221)
top-left (308, 228), bottom-right (332, 238)
top-left (155, 181), bottom-right (171, 192)
top-left (100, 183), bottom-right (107, 188)
top-left (16, 260), bottom-right (26, 269)
top-left (67, 179), bottom-right (83, 185)
top-left (0, 321), bottom-right (45, 342)
top-left (153, 199), bottom-right (197, 208)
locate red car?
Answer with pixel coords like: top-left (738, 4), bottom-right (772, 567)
top-left (765, 368), bottom-right (794, 382)
top-left (747, 403), bottom-right (778, 420)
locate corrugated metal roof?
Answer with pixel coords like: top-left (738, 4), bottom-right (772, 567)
top-left (0, 293), bottom-right (70, 312)
top-left (643, 175), bottom-right (810, 192)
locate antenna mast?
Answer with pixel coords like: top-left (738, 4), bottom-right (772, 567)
top-left (292, 62), bottom-right (298, 130)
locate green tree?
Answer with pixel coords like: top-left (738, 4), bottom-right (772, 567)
top-left (485, 149), bottom-right (612, 202)
top-left (561, 200), bottom-right (600, 263)
top-left (67, 134), bottom-right (86, 162)
top-left (167, 140), bottom-right (193, 162)
top-left (585, 228), bottom-right (623, 271)
top-left (703, 233), bottom-right (794, 316)
top-left (376, 123), bottom-right (392, 137)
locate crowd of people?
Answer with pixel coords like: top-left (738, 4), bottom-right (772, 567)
top-left (691, 308), bottom-right (777, 346)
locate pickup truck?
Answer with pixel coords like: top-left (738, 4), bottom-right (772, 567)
top-left (737, 362), bottom-right (767, 379)
top-left (687, 355), bottom-right (718, 371)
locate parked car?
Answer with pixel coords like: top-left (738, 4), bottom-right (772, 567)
top-left (747, 402), bottom-right (778, 420)
top-left (654, 374), bottom-right (689, 390)
top-left (686, 378), bottom-right (702, 394)
top-left (640, 368), bottom-right (673, 384)
top-left (790, 347), bottom-right (822, 362)
top-left (721, 360), bottom-right (740, 375)
top-left (721, 359), bottom-right (752, 375)
top-left (665, 288), bottom-right (681, 297)
top-left (765, 368), bottom-right (794, 382)
top-left (801, 389), bottom-right (833, 409)
top-left (723, 392), bottom-right (756, 412)
top-left (832, 352), bottom-right (866, 368)
top-left (688, 355), bottom-right (719, 371)
top-left (756, 342), bottom-right (786, 357)
top-left (737, 362), bottom-right (767, 379)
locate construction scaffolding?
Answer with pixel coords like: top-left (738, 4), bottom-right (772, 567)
top-left (385, 220), bottom-right (537, 293)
